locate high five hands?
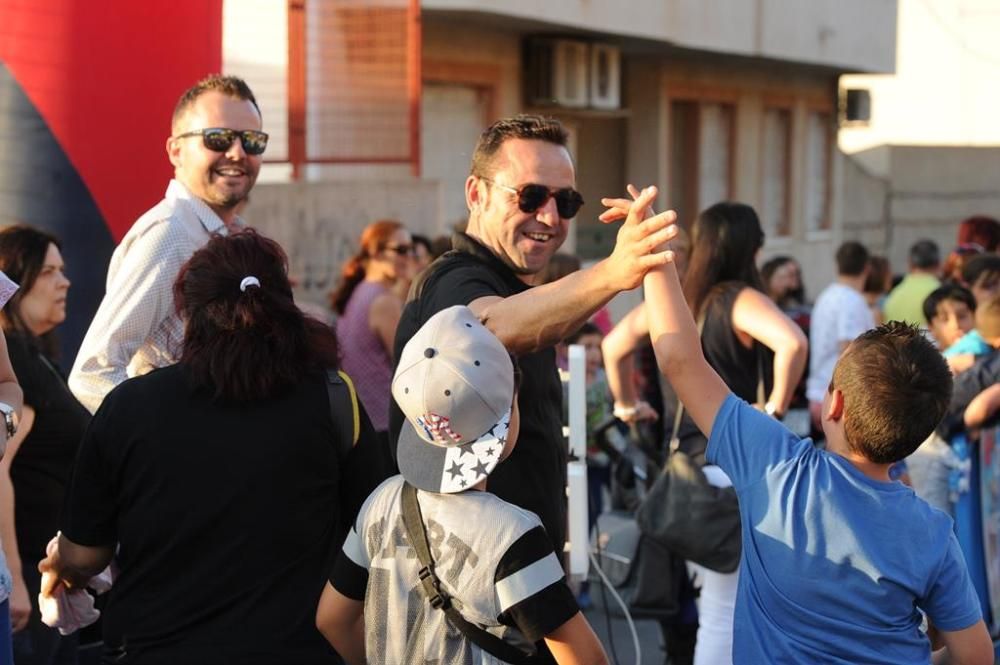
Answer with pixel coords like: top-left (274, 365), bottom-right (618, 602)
top-left (598, 185), bottom-right (678, 291)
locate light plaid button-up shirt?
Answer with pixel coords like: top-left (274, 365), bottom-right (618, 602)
top-left (69, 180), bottom-right (242, 413)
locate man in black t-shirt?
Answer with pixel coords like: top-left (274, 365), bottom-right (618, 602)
top-left (389, 115), bottom-right (676, 561)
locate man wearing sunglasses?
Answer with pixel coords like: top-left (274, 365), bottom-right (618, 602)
top-left (70, 75), bottom-right (265, 413)
top-left (390, 116), bottom-right (675, 619)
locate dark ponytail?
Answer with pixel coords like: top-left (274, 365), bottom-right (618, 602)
top-left (174, 229), bottom-right (340, 402)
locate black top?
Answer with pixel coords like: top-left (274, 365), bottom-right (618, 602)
top-left (661, 282), bottom-right (774, 461)
top-left (7, 332), bottom-right (91, 563)
top-left (61, 364), bottom-right (383, 665)
top-left (389, 233), bottom-right (568, 557)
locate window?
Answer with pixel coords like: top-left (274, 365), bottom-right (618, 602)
top-left (760, 107), bottom-right (791, 237)
top-left (668, 99), bottom-right (734, 227)
top-left (805, 111), bottom-right (832, 232)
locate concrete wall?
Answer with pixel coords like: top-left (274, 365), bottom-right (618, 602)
top-left (841, 0), bottom-right (1000, 155)
top-left (243, 180), bottom-right (441, 310)
top-left (423, 0), bottom-right (896, 73)
top-left (841, 146), bottom-right (1000, 275)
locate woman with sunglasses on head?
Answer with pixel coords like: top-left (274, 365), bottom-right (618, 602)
top-left (0, 226), bottom-right (87, 665)
top-left (330, 220), bottom-right (414, 448)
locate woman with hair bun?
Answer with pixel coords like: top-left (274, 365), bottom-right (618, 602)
top-left (330, 220), bottom-right (413, 440)
top-left (39, 230), bottom-right (384, 665)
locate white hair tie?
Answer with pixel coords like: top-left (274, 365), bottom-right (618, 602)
top-left (239, 276), bottom-right (261, 292)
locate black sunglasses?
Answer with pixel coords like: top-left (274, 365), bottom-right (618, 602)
top-left (174, 128), bottom-right (269, 156)
top-left (383, 244), bottom-right (415, 256)
top-left (482, 178), bottom-right (585, 219)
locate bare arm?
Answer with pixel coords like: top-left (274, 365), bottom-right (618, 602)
top-left (0, 406), bottom-right (34, 631)
top-left (470, 188), bottom-right (675, 355)
top-left (965, 384), bottom-right (1000, 429)
top-left (37, 533), bottom-right (114, 593)
top-left (543, 611), bottom-right (608, 665)
top-left (369, 291), bottom-right (404, 360)
top-left (316, 581), bottom-right (366, 665)
top-left (635, 195), bottom-right (730, 437)
top-left (730, 288), bottom-right (808, 414)
top-left (601, 304), bottom-right (658, 422)
top-left (931, 620), bottom-right (993, 665)
top-left (0, 332), bottom-right (22, 459)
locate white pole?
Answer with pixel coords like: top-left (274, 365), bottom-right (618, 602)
top-left (566, 344), bottom-right (589, 578)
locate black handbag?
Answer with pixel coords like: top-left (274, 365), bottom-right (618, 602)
top-left (634, 317), bottom-right (764, 574)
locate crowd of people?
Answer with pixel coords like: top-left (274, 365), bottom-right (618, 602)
top-left (0, 71), bottom-right (997, 665)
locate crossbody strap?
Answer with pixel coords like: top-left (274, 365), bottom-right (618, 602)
top-left (326, 369), bottom-right (360, 463)
top-left (400, 482), bottom-right (535, 665)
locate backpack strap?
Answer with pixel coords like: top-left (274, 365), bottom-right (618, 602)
top-left (326, 369), bottom-right (360, 462)
top-left (400, 482), bottom-right (535, 665)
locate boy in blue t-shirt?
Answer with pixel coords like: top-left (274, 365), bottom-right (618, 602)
top-left (625, 187), bottom-right (993, 665)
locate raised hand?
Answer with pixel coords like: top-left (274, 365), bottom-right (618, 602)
top-left (599, 185), bottom-right (678, 292)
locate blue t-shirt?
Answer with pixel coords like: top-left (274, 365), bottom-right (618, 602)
top-left (707, 395), bottom-right (981, 664)
top-left (943, 329), bottom-right (993, 358)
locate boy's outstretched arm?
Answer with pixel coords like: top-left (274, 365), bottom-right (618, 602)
top-left (930, 619), bottom-right (993, 665)
top-left (316, 581), bottom-right (366, 665)
top-left (638, 190), bottom-right (730, 438)
top-left (543, 611), bottom-right (609, 665)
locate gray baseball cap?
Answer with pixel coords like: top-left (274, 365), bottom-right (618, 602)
top-left (392, 305), bottom-right (514, 493)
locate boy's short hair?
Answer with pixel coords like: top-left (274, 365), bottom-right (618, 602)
top-left (566, 321), bottom-right (602, 345)
top-left (836, 241), bottom-right (870, 277)
top-left (922, 284), bottom-right (977, 324)
top-left (976, 294), bottom-right (1000, 340)
top-left (171, 74), bottom-right (260, 132)
top-left (831, 322), bottom-right (952, 464)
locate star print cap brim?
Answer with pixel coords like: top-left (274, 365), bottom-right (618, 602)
top-left (396, 407), bottom-right (511, 493)
top-left (392, 305), bottom-right (515, 494)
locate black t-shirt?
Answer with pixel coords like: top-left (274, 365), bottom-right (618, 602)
top-left (61, 364), bottom-right (383, 665)
top-left (389, 233), bottom-right (568, 557)
top-left (7, 332), bottom-right (91, 563)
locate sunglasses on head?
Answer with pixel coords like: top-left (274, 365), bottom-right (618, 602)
top-left (482, 178), bottom-right (585, 219)
top-left (174, 128), bottom-right (269, 156)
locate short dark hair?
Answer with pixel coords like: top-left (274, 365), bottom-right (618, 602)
top-left (566, 322), bottom-right (602, 345)
top-left (0, 225), bottom-right (62, 358)
top-left (962, 254), bottom-right (1000, 288)
top-left (909, 239), bottom-right (940, 270)
top-left (863, 255), bottom-right (891, 295)
top-left (174, 229), bottom-right (339, 402)
top-left (470, 115), bottom-right (568, 178)
top-left (923, 284), bottom-right (977, 324)
top-left (172, 74), bottom-right (260, 131)
top-left (836, 241), bottom-right (870, 277)
top-left (831, 322), bottom-right (952, 464)
top-left (977, 294), bottom-right (1000, 340)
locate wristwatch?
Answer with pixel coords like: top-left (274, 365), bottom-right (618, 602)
top-left (0, 402), bottom-right (18, 439)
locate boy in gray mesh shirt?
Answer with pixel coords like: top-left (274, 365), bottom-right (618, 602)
top-left (316, 306), bottom-right (608, 665)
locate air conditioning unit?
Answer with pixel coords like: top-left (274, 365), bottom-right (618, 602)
top-left (525, 38), bottom-right (589, 108)
top-left (589, 44), bottom-right (621, 110)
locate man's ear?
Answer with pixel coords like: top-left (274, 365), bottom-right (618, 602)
top-left (465, 175), bottom-right (483, 213)
top-left (826, 389), bottom-right (845, 422)
top-left (166, 136), bottom-right (182, 169)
